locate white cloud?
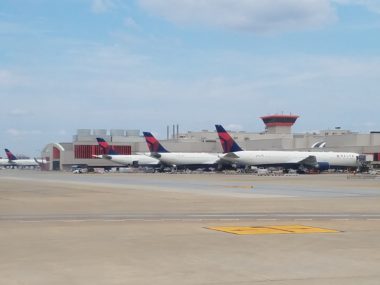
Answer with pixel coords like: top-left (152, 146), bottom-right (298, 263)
top-left (8, 109), bottom-right (32, 117)
top-left (58, 130), bottom-right (68, 136)
top-left (0, 70), bottom-right (19, 86)
top-left (124, 17), bottom-right (139, 29)
top-left (225, 124), bottom-right (244, 131)
top-left (333, 0), bottom-right (380, 14)
top-left (91, 0), bottom-right (115, 14)
top-left (68, 44), bottom-right (150, 79)
top-left (138, 0), bottom-right (336, 33)
top-left (0, 70), bottom-right (13, 84)
top-left (0, 21), bottom-right (26, 35)
top-left (0, 69), bottom-right (29, 89)
top-left (6, 129), bottom-right (42, 137)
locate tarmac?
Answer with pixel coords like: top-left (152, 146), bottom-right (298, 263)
top-left (0, 170), bottom-right (379, 284)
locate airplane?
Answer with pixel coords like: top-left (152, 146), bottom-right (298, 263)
top-left (0, 157), bottom-right (12, 167)
top-left (95, 138), bottom-right (160, 167)
top-left (143, 132), bottom-right (222, 170)
top-left (215, 125), bottom-right (361, 172)
top-left (4, 148), bottom-right (46, 168)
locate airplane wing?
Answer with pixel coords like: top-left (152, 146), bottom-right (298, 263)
top-left (285, 155), bottom-right (318, 167)
top-left (296, 155), bottom-right (318, 167)
top-left (218, 152), bottom-right (240, 164)
top-left (150, 152), bottom-right (161, 159)
top-left (222, 152), bottom-right (240, 159)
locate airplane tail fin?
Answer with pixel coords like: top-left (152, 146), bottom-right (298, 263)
top-left (215, 125), bottom-right (243, 153)
top-left (143, 132), bottom-right (169, 153)
top-left (5, 148), bottom-right (17, 160)
top-left (96, 138), bottom-right (119, 155)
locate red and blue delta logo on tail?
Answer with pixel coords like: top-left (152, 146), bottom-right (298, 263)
top-left (215, 125), bottom-right (243, 153)
top-left (143, 132), bottom-right (168, 153)
top-left (5, 148), bottom-right (18, 160)
top-left (96, 138), bottom-right (119, 155)
top-left (96, 138), bottom-right (109, 150)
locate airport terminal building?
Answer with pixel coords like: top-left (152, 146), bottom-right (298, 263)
top-left (41, 115), bottom-right (380, 171)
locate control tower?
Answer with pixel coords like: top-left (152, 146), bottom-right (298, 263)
top-left (261, 114), bottom-right (299, 134)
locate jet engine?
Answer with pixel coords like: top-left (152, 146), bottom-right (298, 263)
top-left (317, 162), bottom-right (330, 171)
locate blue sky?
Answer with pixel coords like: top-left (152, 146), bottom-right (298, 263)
top-left (1, 0), bottom-right (380, 156)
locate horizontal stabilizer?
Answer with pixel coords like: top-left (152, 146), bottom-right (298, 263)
top-left (92, 155), bottom-right (103, 159)
top-left (34, 158), bottom-right (47, 165)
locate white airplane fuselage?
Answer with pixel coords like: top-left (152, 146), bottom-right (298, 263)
top-left (103, 154), bottom-right (160, 166)
top-left (8, 159), bottom-right (41, 167)
top-left (157, 152), bottom-right (220, 167)
top-left (222, 150), bottom-right (359, 169)
top-left (0, 159), bottom-right (11, 167)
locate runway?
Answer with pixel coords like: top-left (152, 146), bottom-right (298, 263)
top-left (2, 212), bottom-right (380, 222)
top-left (1, 170), bottom-right (380, 284)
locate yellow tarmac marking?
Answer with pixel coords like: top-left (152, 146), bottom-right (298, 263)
top-left (225, 185), bottom-right (254, 189)
top-left (207, 225), bottom-right (339, 235)
top-left (212, 185), bottom-right (254, 189)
